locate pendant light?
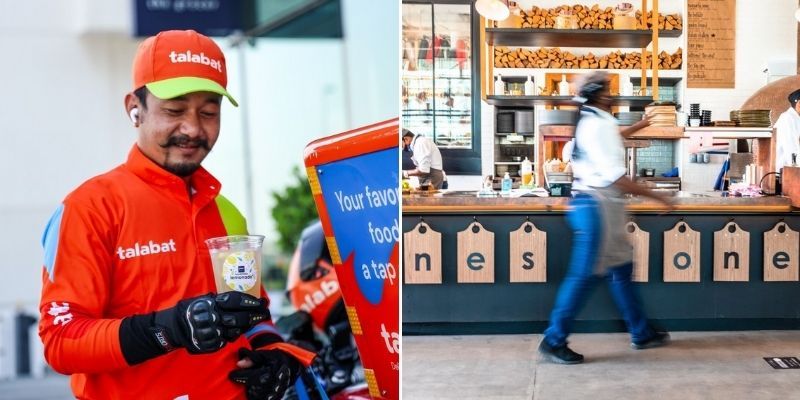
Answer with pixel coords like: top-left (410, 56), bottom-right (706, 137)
top-left (475, 0), bottom-right (510, 21)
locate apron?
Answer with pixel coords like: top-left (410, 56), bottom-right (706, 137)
top-left (586, 186), bottom-right (633, 274)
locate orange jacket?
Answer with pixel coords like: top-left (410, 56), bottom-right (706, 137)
top-left (40, 145), bottom-right (273, 399)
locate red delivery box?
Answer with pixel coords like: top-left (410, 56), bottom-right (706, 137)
top-left (304, 119), bottom-right (399, 399)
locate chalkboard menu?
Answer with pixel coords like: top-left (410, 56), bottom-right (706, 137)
top-left (687, 0), bottom-right (736, 88)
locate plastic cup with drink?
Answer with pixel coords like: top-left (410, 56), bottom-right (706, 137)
top-left (205, 235), bottom-right (265, 297)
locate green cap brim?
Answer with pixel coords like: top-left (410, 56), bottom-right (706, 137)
top-left (146, 76), bottom-right (238, 107)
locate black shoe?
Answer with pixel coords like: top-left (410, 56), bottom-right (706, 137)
top-left (538, 340), bottom-right (584, 364)
top-left (631, 331), bottom-right (670, 350)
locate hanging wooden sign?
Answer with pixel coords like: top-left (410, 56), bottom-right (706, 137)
top-left (763, 222), bottom-right (799, 282)
top-left (457, 221), bottom-right (494, 283)
top-left (713, 222), bottom-right (750, 281)
top-left (663, 221), bottom-right (701, 282)
top-left (403, 221), bottom-right (442, 284)
top-left (625, 222), bottom-right (649, 282)
top-left (509, 220), bottom-right (546, 283)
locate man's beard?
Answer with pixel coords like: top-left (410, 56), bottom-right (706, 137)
top-left (159, 134), bottom-right (210, 177)
top-left (164, 161), bottom-right (201, 177)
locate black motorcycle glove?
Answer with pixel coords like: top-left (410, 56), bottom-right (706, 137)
top-left (229, 348), bottom-right (303, 400)
top-left (119, 292), bottom-right (270, 365)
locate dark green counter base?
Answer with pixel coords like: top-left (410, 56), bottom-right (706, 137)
top-left (403, 319), bottom-right (800, 336)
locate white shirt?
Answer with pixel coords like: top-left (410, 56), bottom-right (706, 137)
top-left (410, 135), bottom-right (444, 173)
top-left (570, 106), bottom-right (626, 189)
top-left (774, 107), bottom-right (800, 171)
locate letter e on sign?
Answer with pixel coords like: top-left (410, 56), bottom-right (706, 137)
top-left (509, 221), bottom-right (546, 283)
top-left (663, 221), bottom-right (700, 282)
top-left (713, 221), bottom-right (749, 282)
top-left (403, 221), bottom-right (442, 284)
top-left (763, 222), bottom-right (799, 282)
top-left (458, 221), bottom-right (494, 283)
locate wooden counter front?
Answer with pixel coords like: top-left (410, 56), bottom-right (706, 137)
top-left (403, 192), bottom-right (800, 335)
top-left (403, 191), bottom-right (795, 214)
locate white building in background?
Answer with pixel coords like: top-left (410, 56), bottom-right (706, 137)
top-left (0, 0), bottom-right (398, 313)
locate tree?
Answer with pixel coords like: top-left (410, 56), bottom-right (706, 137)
top-left (271, 166), bottom-right (318, 253)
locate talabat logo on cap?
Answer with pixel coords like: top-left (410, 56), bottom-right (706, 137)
top-left (168, 50), bottom-right (223, 72)
top-left (132, 30), bottom-right (238, 106)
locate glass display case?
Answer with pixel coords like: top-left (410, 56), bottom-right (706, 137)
top-left (402, 3), bottom-right (472, 150)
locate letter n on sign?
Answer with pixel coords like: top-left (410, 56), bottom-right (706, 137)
top-left (509, 221), bottom-right (546, 283)
top-left (663, 221), bottom-right (700, 282)
top-left (763, 222), bottom-right (799, 282)
top-left (403, 221), bottom-right (442, 284)
top-left (713, 221), bottom-right (749, 282)
top-left (625, 222), bottom-right (649, 282)
top-left (457, 221), bottom-right (494, 283)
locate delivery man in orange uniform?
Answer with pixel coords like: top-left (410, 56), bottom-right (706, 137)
top-left (38, 30), bottom-right (315, 399)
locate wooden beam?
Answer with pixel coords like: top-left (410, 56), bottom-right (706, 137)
top-left (481, 15), bottom-right (489, 100)
top-left (640, 0), bottom-right (647, 94)
top-left (652, 0), bottom-right (659, 99)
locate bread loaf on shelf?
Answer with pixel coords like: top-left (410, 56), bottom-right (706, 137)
top-left (515, 4), bottom-right (682, 31)
top-left (494, 47), bottom-right (683, 70)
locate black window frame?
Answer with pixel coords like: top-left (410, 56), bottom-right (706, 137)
top-left (402, 0), bottom-right (481, 175)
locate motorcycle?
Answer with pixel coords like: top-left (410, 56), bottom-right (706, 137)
top-left (276, 221), bottom-right (367, 400)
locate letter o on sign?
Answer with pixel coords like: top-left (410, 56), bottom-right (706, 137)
top-left (674, 252), bottom-right (691, 270)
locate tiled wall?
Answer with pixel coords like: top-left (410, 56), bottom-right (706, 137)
top-left (636, 140), bottom-right (676, 177)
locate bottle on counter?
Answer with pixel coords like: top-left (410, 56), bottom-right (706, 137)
top-left (559, 74), bottom-right (569, 96)
top-left (524, 76), bottom-right (535, 96)
top-left (501, 172), bottom-right (512, 194)
top-left (494, 74), bottom-right (505, 96)
top-left (521, 157), bottom-right (533, 187)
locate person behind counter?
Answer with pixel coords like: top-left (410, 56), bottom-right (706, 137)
top-left (402, 129), bottom-right (447, 189)
top-left (538, 71), bottom-right (674, 365)
top-left (774, 88), bottom-right (800, 171)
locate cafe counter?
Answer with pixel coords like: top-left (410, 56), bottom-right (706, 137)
top-left (402, 191), bottom-right (800, 335)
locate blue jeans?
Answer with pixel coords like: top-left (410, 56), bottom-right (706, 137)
top-left (543, 193), bottom-right (653, 347)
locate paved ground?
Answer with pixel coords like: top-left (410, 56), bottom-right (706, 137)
top-left (403, 331), bottom-right (800, 400)
top-left (0, 374), bottom-right (71, 400)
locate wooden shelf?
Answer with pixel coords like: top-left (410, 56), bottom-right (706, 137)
top-left (486, 95), bottom-right (654, 107)
top-left (538, 125), bottom-right (576, 138)
top-left (494, 68), bottom-right (683, 78)
top-left (486, 28), bottom-right (682, 48)
top-left (538, 125), bottom-right (685, 139)
top-left (683, 127), bottom-right (773, 139)
top-left (631, 126), bottom-right (686, 139)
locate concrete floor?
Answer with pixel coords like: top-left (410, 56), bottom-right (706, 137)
top-left (403, 331), bottom-right (800, 400)
top-left (0, 374), bottom-right (71, 400)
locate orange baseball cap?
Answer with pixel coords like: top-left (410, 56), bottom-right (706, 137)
top-left (132, 30), bottom-right (238, 106)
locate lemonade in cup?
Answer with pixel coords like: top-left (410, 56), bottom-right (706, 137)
top-left (205, 235), bottom-right (265, 297)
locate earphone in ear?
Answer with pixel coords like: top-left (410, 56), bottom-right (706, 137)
top-left (129, 108), bottom-right (139, 124)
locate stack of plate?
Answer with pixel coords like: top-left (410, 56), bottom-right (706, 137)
top-left (730, 110), bottom-right (740, 126)
top-left (701, 110), bottom-right (712, 126)
top-left (645, 105), bottom-right (677, 127)
top-left (738, 110), bottom-right (771, 127)
top-left (689, 103), bottom-right (701, 119)
top-left (712, 121), bottom-right (737, 127)
top-left (614, 111), bottom-right (644, 126)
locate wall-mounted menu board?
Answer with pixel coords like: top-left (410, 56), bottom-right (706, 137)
top-left (687, 0), bottom-right (736, 88)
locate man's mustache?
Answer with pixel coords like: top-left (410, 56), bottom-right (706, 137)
top-left (159, 135), bottom-right (209, 150)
